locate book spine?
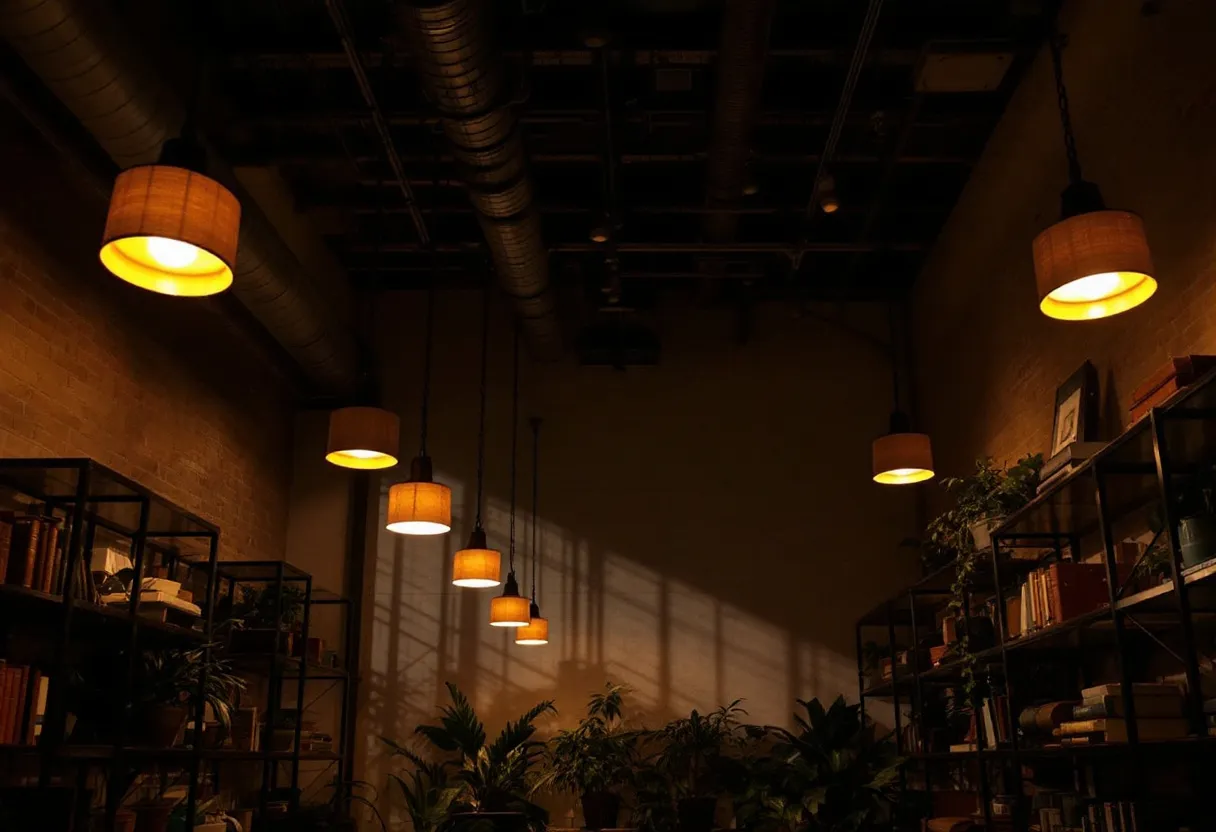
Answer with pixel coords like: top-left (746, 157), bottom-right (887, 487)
top-left (0, 666), bottom-right (15, 744)
top-left (0, 514), bottom-right (12, 584)
top-left (12, 667), bottom-right (29, 746)
top-left (24, 670), bottom-right (40, 745)
top-left (20, 518), bottom-right (40, 588)
top-left (1073, 703), bottom-right (1110, 720)
top-left (40, 521), bottom-right (60, 594)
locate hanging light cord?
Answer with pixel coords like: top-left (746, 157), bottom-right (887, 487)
top-left (507, 324), bottom-right (520, 573)
top-left (530, 417), bottom-right (541, 603)
top-left (419, 277), bottom-right (435, 457)
top-left (473, 283), bottom-right (490, 530)
top-left (1049, 30), bottom-right (1083, 185)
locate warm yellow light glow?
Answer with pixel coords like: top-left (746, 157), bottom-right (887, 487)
top-left (489, 594), bottom-right (531, 627)
top-left (147, 236), bottom-right (201, 268)
top-left (386, 481), bottom-right (452, 535)
top-left (515, 616), bottom-right (549, 645)
top-left (453, 548), bottom-right (502, 588)
top-left (1040, 271), bottom-right (1156, 320)
top-left (873, 467), bottom-right (935, 485)
top-left (872, 432), bottom-right (935, 486)
top-left (820, 196), bottom-right (840, 214)
top-left (1033, 210), bottom-right (1156, 321)
top-left (100, 165), bottom-right (240, 297)
top-left (326, 407), bottom-right (400, 470)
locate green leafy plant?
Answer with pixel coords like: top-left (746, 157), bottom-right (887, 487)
top-left (385, 682), bottom-right (555, 827)
top-left (927, 454), bottom-right (1042, 704)
top-left (533, 682), bottom-right (637, 797)
top-left (236, 583), bottom-right (307, 630)
top-left (651, 700), bottom-right (749, 800)
top-left (382, 745), bottom-right (458, 832)
top-left (137, 646), bottom-right (245, 737)
top-left (747, 697), bottom-right (900, 832)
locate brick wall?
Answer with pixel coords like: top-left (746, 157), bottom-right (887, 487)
top-left (0, 104), bottom-right (296, 562)
top-left (913, 0), bottom-right (1216, 477)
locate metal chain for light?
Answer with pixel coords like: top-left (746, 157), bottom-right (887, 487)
top-left (507, 324), bottom-right (520, 573)
top-left (473, 281), bottom-right (490, 529)
top-left (529, 417), bottom-right (541, 603)
top-left (1049, 30), bottom-right (1083, 185)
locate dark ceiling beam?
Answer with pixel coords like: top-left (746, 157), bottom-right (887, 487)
top-left (249, 150), bottom-right (970, 167)
top-left (225, 47), bottom-right (922, 70)
top-left (348, 241), bottom-right (924, 254)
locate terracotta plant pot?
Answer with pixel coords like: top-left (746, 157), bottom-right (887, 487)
top-left (581, 791), bottom-right (621, 830)
top-left (677, 797), bottom-right (717, 832)
top-left (135, 704), bottom-right (187, 747)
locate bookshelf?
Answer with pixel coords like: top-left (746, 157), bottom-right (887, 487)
top-left (0, 459), bottom-right (359, 831)
top-left (856, 370), bottom-right (1216, 831)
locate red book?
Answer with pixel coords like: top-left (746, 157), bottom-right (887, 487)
top-left (0, 666), bottom-right (15, 744)
top-left (1048, 562), bottom-right (1109, 622)
top-left (40, 521), bottom-right (61, 594)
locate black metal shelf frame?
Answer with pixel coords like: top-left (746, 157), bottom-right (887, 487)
top-left (854, 368), bottom-right (1216, 831)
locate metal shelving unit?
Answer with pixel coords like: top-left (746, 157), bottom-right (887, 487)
top-left (856, 369), bottom-right (1216, 830)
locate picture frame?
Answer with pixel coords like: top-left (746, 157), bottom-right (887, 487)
top-left (1050, 361), bottom-right (1099, 457)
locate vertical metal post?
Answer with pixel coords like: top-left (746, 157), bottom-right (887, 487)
top-left (855, 622), bottom-right (866, 723)
top-left (183, 531), bottom-right (220, 830)
top-left (908, 591), bottom-right (932, 796)
top-left (341, 470), bottom-right (370, 786)
top-left (1094, 462), bottom-right (1139, 745)
top-left (886, 603), bottom-right (904, 754)
top-left (1150, 411), bottom-right (1205, 733)
top-left (44, 463), bottom-right (90, 752)
top-left (292, 577), bottom-right (312, 810)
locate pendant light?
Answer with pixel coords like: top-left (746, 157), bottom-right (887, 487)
top-left (386, 278), bottom-right (452, 535)
top-left (453, 285), bottom-right (503, 588)
top-left (1033, 30), bottom-right (1155, 321)
top-left (516, 417), bottom-right (549, 646)
top-left (326, 407), bottom-right (400, 470)
top-left (100, 59), bottom-right (240, 297)
top-left (489, 326), bottom-right (531, 627)
top-left (872, 305), bottom-right (934, 485)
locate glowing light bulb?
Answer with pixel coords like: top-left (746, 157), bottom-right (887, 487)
top-left (147, 236), bottom-right (201, 269)
top-left (1047, 271), bottom-right (1128, 304)
top-left (341, 449), bottom-right (383, 459)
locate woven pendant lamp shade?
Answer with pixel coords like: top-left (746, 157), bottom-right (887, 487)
top-left (453, 527), bottom-right (502, 588)
top-left (386, 457), bottom-right (451, 535)
top-left (100, 165), bottom-right (240, 296)
top-left (325, 407), bottom-right (400, 470)
top-left (872, 432), bottom-right (935, 485)
top-left (1034, 210), bottom-right (1155, 321)
top-left (515, 602), bottom-right (549, 645)
top-left (489, 573), bottom-right (530, 627)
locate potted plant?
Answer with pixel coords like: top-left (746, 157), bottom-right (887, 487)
top-left (928, 455), bottom-right (1043, 556)
top-left (385, 753), bottom-right (458, 832)
top-left (384, 682), bottom-right (556, 832)
top-left (227, 583), bottom-right (306, 655)
top-left (649, 701), bottom-right (748, 832)
top-left (1172, 465), bottom-right (1216, 570)
top-left (533, 683), bottom-right (638, 830)
top-left (134, 647), bottom-right (245, 748)
top-left (749, 697), bottom-right (900, 832)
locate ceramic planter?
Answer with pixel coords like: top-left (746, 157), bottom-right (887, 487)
top-left (1179, 514), bottom-right (1216, 569)
top-left (969, 517), bottom-right (998, 552)
top-left (581, 791), bottom-right (621, 830)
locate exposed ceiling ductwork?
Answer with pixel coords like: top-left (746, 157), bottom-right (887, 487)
top-left (0, 0), bottom-right (360, 395)
top-left (398, 0), bottom-right (562, 361)
top-left (703, 0), bottom-right (776, 244)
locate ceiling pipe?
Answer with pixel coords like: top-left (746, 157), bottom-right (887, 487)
top-left (0, 0), bottom-right (360, 394)
top-left (397, 0), bottom-right (562, 360)
top-left (703, 0), bottom-right (776, 244)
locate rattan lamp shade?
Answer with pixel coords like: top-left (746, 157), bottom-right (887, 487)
top-left (490, 593), bottom-right (532, 627)
top-left (1033, 210), bottom-right (1156, 321)
top-left (325, 407), bottom-right (400, 470)
top-left (100, 165), bottom-right (240, 296)
top-left (872, 432), bottom-right (935, 485)
top-left (386, 481), bottom-right (452, 535)
top-left (515, 601), bottom-right (549, 645)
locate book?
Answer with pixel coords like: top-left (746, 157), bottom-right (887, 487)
top-left (1073, 694), bottom-right (1183, 720)
top-left (1081, 681), bottom-right (1183, 699)
top-left (6, 516), bottom-right (40, 588)
top-left (26, 671), bottom-right (44, 744)
top-left (11, 667), bottom-right (29, 746)
top-left (947, 742), bottom-right (977, 753)
top-left (0, 666), bottom-right (16, 744)
top-left (1040, 441), bottom-right (1107, 482)
top-left (1055, 717), bottom-right (1188, 742)
top-left (41, 520), bottom-right (61, 594)
top-left (0, 512), bottom-right (12, 583)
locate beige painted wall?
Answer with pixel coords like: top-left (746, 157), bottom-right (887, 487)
top-left (914, 0), bottom-right (1216, 476)
top-left (347, 292), bottom-right (920, 820)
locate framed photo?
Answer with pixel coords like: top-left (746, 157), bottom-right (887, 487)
top-left (1050, 361), bottom-right (1098, 457)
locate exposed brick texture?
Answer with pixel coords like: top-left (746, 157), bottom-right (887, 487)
top-left (0, 105), bottom-right (296, 562)
top-left (914, 0), bottom-right (1216, 479)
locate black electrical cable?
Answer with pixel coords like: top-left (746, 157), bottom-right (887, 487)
top-left (507, 323), bottom-right (520, 574)
top-left (473, 282), bottom-right (490, 530)
top-left (529, 417), bottom-right (541, 602)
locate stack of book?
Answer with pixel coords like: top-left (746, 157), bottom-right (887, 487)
top-left (1010, 562), bottom-right (1107, 636)
top-left (1036, 441), bottom-right (1106, 494)
top-left (0, 513), bottom-right (70, 595)
top-left (1052, 682), bottom-right (1188, 745)
top-left (1085, 800), bottom-right (1159, 831)
top-left (0, 661), bottom-right (50, 746)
